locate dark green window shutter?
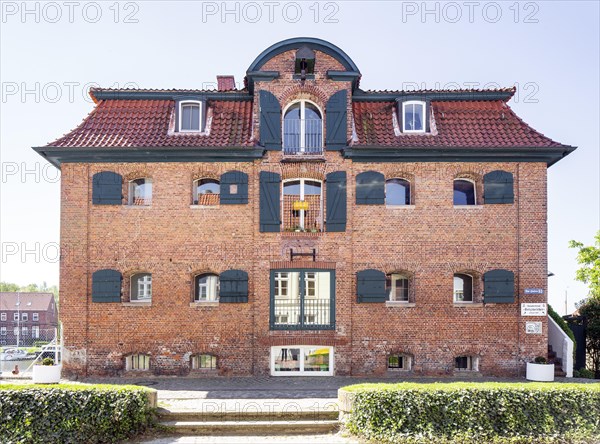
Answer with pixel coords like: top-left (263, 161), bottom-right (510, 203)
top-left (356, 171), bottom-right (385, 205)
top-left (484, 170), bottom-right (514, 204)
top-left (326, 171), bottom-right (347, 232)
top-left (259, 90), bottom-right (281, 150)
top-left (259, 171), bottom-right (281, 232)
top-left (92, 171), bottom-right (122, 205)
top-left (357, 269), bottom-right (386, 303)
top-left (92, 269), bottom-right (122, 303)
top-left (325, 90), bottom-right (347, 150)
top-left (220, 171), bottom-right (248, 204)
top-left (484, 269), bottom-right (515, 304)
top-left (219, 270), bottom-right (248, 303)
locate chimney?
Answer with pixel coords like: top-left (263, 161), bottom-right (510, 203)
top-left (217, 75), bottom-right (235, 91)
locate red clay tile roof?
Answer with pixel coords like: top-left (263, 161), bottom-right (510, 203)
top-left (47, 99), bottom-right (254, 148)
top-left (352, 100), bottom-right (565, 148)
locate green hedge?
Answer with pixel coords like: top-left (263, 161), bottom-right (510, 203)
top-left (342, 382), bottom-right (600, 444)
top-left (548, 304), bottom-right (577, 349)
top-left (0, 383), bottom-right (155, 443)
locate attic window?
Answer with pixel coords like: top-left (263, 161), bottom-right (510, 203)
top-left (294, 46), bottom-right (315, 77)
top-left (179, 101), bottom-right (203, 132)
top-left (402, 101), bottom-right (426, 133)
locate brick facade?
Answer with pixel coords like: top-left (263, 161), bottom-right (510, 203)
top-left (44, 38), bottom-right (571, 378)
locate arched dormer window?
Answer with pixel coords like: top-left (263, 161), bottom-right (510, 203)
top-left (283, 100), bottom-right (323, 155)
top-left (402, 101), bottom-right (426, 133)
top-left (179, 101), bottom-right (203, 132)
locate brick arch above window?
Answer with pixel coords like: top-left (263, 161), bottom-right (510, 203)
top-left (124, 171), bottom-right (152, 182)
top-left (276, 84), bottom-right (330, 109)
top-left (280, 162), bottom-right (327, 180)
top-left (191, 169), bottom-right (220, 181)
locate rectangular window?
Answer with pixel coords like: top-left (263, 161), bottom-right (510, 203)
top-left (13, 327), bottom-right (18, 336)
top-left (271, 270), bottom-right (334, 330)
top-left (455, 356), bottom-right (478, 371)
top-left (22, 313), bottom-right (28, 321)
top-left (0, 313), bottom-right (6, 321)
top-left (0, 327), bottom-right (6, 336)
top-left (179, 101), bottom-right (202, 132)
top-left (22, 326), bottom-right (28, 336)
top-left (126, 354), bottom-right (150, 371)
top-left (388, 354), bottom-right (412, 371)
top-left (271, 346), bottom-right (333, 376)
top-left (402, 101), bottom-right (425, 133)
top-left (32, 313), bottom-right (39, 322)
top-left (32, 326), bottom-right (39, 339)
top-left (13, 313), bottom-right (18, 321)
top-left (191, 354), bottom-right (217, 370)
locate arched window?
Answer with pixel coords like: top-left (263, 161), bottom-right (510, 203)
top-left (128, 178), bottom-right (152, 206)
top-left (386, 179), bottom-right (411, 205)
top-left (193, 178), bottom-right (220, 205)
top-left (386, 273), bottom-right (410, 302)
top-left (453, 273), bottom-right (473, 302)
top-left (453, 179), bottom-right (475, 205)
top-left (283, 101), bottom-right (323, 154)
top-left (195, 273), bottom-right (219, 302)
top-left (282, 179), bottom-right (323, 231)
top-left (191, 354), bottom-right (217, 370)
top-left (131, 273), bottom-right (152, 302)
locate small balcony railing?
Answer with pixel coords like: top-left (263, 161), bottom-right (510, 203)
top-left (272, 298), bottom-right (333, 329)
top-left (283, 118), bottom-right (323, 156)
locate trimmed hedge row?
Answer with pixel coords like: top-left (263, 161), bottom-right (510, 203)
top-left (341, 382), bottom-right (600, 444)
top-left (0, 384), bottom-right (155, 443)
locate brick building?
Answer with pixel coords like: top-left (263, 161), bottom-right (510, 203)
top-left (34, 37), bottom-right (575, 377)
top-left (0, 292), bottom-right (58, 346)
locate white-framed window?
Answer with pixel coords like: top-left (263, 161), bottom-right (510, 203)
top-left (453, 179), bottom-right (476, 205)
top-left (191, 354), bottom-right (217, 370)
top-left (131, 273), bottom-right (152, 302)
top-left (282, 179), bottom-right (323, 231)
top-left (179, 101), bottom-right (203, 132)
top-left (13, 327), bottom-right (18, 336)
top-left (0, 327), bottom-right (6, 336)
top-left (128, 178), bottom-right (152, 206)
top-left (455, 355), bottom-right (479, 371)
top-left (305, 272), bottom-right (316, 298)
top-left (22, 326), bottom-right (28, 336)
top-left (193, 178), bottom-right (220, 205)
top-left (32, 325), bottom-right (39, 338)
top-left (386, 178), bottom-right (411, 206)
top-left (402, 101), bottom-right (426, 133)
top-left (388, 354), bottom-right (412, 371)
top-left (195, 274), bottom-right (219, 302)
top-left (21, 313), bottom-right (28, 321)
top-left (274, 272), bottom-right (291, 298)
top-left (386, 274), bottom-right (410, 302)
top-left (13, 313), bottom-right (19, 321)
top-left (283, 100), bottom-right (323, 154)
top-left (32, 313), bottom-right (39, 322)
top-left (271, 345), bottom-right (334, 376)
top-left (126, 354), bottom-right (150, 371)
top-left (0, 313), bottom-right (6, 321)
top-left (454, 274), bottom-right (473, 302)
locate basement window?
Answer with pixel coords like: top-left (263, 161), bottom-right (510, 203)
top-left (191, 354), bottom-right (217, 370)
top-left (402, 101), bottom-right (426, 133)
top-left (126, 354), bottom-right (150, 371)
top-left (193, 178), bottom-right (220, 205)
top-left (388, 354), bottom-right (412, 371)
top-left (455, 356), bottom-right (479, 372)
top-left (179, 101), bottom-right (203, 132)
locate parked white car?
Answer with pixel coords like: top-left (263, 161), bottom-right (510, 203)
top-left (0, 348), bottom-right (28, 361)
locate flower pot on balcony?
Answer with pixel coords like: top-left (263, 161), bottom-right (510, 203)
top-left (33, 364), bottom-right (62, 384)
top-left (526, 362), bottom-right (554, 382)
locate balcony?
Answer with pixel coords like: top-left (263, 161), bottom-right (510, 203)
top-left (283, 118), bottom-right (323, 156)
top-left (272, 298), bottom-right (333, 330)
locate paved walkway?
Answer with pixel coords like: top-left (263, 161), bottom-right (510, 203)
top-left (131, 433), bottom-right (360, 443)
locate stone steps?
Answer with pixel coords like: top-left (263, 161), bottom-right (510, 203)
top-left (156, 399), bottom-right (340, 435)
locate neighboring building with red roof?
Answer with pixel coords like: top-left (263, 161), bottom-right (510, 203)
top-left (0, 292), bottom-right (58, 346)
top-left (34, 37), bottom-right (575, 377)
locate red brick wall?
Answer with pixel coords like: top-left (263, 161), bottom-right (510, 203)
top-left (57, 49), bottom-right (549, 378)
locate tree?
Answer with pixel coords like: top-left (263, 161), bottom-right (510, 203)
top-left (569, 231), bottom-right (600, 299)
top-left (0, 282), bottom-right (20, 292)
top-left (578, 298), bottom-right (600, 378)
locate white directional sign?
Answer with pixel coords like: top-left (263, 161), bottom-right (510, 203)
top-left (521, 303), bottom-right (547, 317)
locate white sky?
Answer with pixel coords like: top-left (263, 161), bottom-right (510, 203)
top-left (0, 1), bottom-right (598, 315)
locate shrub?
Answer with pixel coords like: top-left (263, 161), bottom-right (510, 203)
top-left (0, 383), bottom-right (155, 443)
top-left (341, 382), bottom-right (600, 443)
top-left (575, 368), bottom-right (595, 379)
top-left (534, 356), bottom-right (548, 364)
top-left (41, 357), bottom-right (54, 366)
